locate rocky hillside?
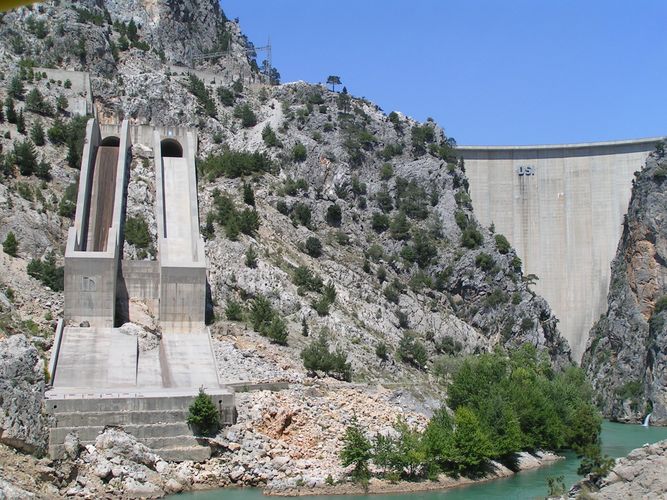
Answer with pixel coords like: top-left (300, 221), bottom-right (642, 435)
top-left (582, 149), bottom-right (667, 424)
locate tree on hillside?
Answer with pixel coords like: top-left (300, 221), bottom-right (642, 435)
top-left (340, 415), bottom-right (372, 483)
top-left (326, 75), bottom-right (342, 92)
top-left (3, 232), bottom-right (18, 257)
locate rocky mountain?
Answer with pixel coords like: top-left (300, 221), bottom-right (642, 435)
top-left (0, 0), bottom-right (575, 495)
top-left (582, 150), bottom-right (667, 424)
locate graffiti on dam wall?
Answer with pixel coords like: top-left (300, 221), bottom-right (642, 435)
top-left (517, 165), bottom-right (535, 176)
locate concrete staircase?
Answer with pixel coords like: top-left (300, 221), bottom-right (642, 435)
top-left (46, 389), bottom-right (235, 462)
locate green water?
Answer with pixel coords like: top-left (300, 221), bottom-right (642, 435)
top-left (177, 422), bottom-right (667, 500)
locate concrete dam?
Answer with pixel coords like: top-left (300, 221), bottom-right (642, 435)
top-left (460, 138), bottom-right (662, 361)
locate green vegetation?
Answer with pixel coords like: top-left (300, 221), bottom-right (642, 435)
top-left (292, 142), bottom-right (307, 162)
top-left (249, 295), bottom-right (288, 345)
top-left (187, 389), bottom-right (219, 436)
top-left (371, 212), bottom-right (390, 233)
top-left (200, 150), bottom-right (271, 180)
top-left (187, 74), bottom-right (216, 117)
top-left (304, 236), bottom-right (322, 257)
top-left (301, 331), bottom-right (351, 381)
top-left (47, 116), bottom-right (88, 168)
top-left (262, 124), bottom-right (280, 147)
top-left (326, 204), bottom-right (342, 227)
top-left (58, 180), bottom-right (78, 218)
top-left (397, 331), bottom-right (428, 369)
top-left (210, 189), bottom-right (260, 240)
top-left (495, 234), bottom-right (511, 254)
top-left (27, 252), bottom-right (64, 291)
top-left (245, 246), bottom-right (258, 268)
top-left (233, 104), bottom-right (257, 128)
top-left (242, 182), bottom-right (255, 206)
top-left (290, 202), bottom-right (311, 227)
top-left (225, 300), bottom-right (244, 321)
top-left (340, 345), bottom-right (601, 483)
top-left (13, 139), bottom-right (38, 176)
top-left (293, 266), bottom-right (323, 293)
top-left (25, 88), bottom-right (53, 116)
top-left (3, 232), bottom-right (18, 257)
top-left (461, 226), bottom-right (483, 249)
top-left (340, 416), bottom-right (371, 484)
top-left (30, 120), bottom-right (45, 146)
top-left (124, 215), bottom-right (151, 248)
top-left (217, 87), bottom-right (235, 106)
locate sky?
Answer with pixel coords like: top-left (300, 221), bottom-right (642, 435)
top-left (220, 0), bottom-right (667, 146)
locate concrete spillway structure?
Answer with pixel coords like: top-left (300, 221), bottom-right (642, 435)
top-left (460, 138), bottom-right (661, 361)
top-left (49, 120), bottom-right (233, 461)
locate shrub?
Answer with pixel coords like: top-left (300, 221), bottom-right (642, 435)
top-left (304, 236), bottom-right (322, 257)
top-left (25, 88), bottom-right (53, 115)
top-left (5, 97), bottom-right (16, 124)
top-left (3, 232), bottom-right (18, 256)
top-left (201, 150), bottom-right (272, 180)
top-left (187, 389), bottom-right (219, 436)
top-left (293, 266), bottom-right (323, 293)
top-left (233, 104), bottom-right (257, 127)
top-left (276, 200), bottom-right (289, 215)
top-left (375, 188), bottom-right (393, 213)
top-left (292, 142), bottom-right (307, 162)
top-left (485, 289), bottom-right (509, 308)
top-left (249, 295), bottom-right (275, 333)
top-left (435, 336), bottom-right (463, 355)
top-left (461, 227), bottom-right (483, 249)
top-left (291, 202), bottom-right (311, 227)
top-left (390, 211), bottom-right (410, 240)
top-left (376, 342), bottom-right (388, 361)
top-left (326, 204), bottom-right (342, 227)
top-left (266, 317), bottom-right (288, 345)
top-left (242, 182), bottom-right (255, 206)
top-left (245, 246), bottom-right (258, 268)
top-left (27, 251), bottom-right (63, 291)
top-left (14, 139), bottom-right (38, 176)
top-left (125, 215), bottom-right (151, 248)
top-left (187, 73), bottom-right (216, 117)
top-left (301, 332), bottom-right (351, 381)
top-left (380, 163), bottom-right (394, 180)
top-left (217, 87), bottom-right (235, 106)
top-left (397, 331), bottom-right (428, 369)
top-left (475, 252), bottom-right (495, 271)
top-left (262, 124), bottom-right (279, 147)
top-left (58, 181), bottom-right (78, 218)
top-left (371, 212), bottom-right (389, 233)
top-left (8, 76), bottom-right (25, 100)
top-left (495, 234), bottom-right (511, 254)
top-left (383, 285), bottom-right (400, 304)
top-left (225, 300), bottom-right (244, 321)
top-left (30, 121), bottom-right (45, 146)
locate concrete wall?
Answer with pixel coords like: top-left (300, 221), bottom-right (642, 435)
top-left (64, 120), bottom-right (131, 327)
top-left (460, 138), bottom-right (661, 361)
top-left (35, 68), bottom-right (93, 116)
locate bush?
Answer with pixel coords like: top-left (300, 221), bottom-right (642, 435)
top-left (187, 73), bottom-right (216, 117)
top-left (293, 266), bottom-right (323, 293)
top-left (59, 181), bottom-right (78, 218)
top-left (233, 104), bottom-right (257, 128)
top-left (3, 232), bottom-right (18, 256)
top-left (304, 236), bottom-right (322, 257)
top-left (475, 252), bottom-right (495, 271)
top-left (262, 124), bottom-right (279, 147)
top-left (225, 300), bottom-right (244, 321)
top-left (211, 190), bottom-right (260, 238)
top-left (326, 204), bottom-right (342, 227)
top-left (495, 234), bottom-right (511, 254)
top-left (390, 211), bottom-right (411, 241)
top-left (217, 87), bottom-right (235, 106)
top-left (201, 150), bottom-right (272, 180)
top-left (301, 332), bottom-right (351, 381)
top-left (339, 416), bottom-right (372, 482)
top-left (25, 88), bottom-right (53, 116)
top-left (291, 202), bottom-right (311, 227)
top-left (397, 331), bottom-right (428, 369)
top-left (248, 295), bottom-right (288, 345)
top-left (14, 139), bottom-right (38, 176)
top-left (125, 215), bottom-right (151, 248)
top-left (292, 142), bottom-right (307, 162)
top-left (30, 121), bottom-right (45, 146)
top-left (376, 342), bottom-right (388, 361)
top-left (245, 246), bottom-right (258, 268)
top-left (27, 251), bottom-right (64, 291)
top-left (371, 212), bottom-right (389, 233)
top-left (187, 389), bottom-right (219, 436)
top-left (242, 182), bottom-right (255, 206)
top-left (461, 227), bottom-right (483, 249)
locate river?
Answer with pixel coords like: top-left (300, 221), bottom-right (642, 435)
top-left (177, 421), bottom-right (667, 500)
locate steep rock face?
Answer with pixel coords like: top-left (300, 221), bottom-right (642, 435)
top-left (0, 334), bottom-right (49, 455)
top-left (583, 152), bottom-right (667, 423)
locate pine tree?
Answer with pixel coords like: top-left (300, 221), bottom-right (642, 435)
top-left (5, 97), bottom-right (16, 124)
top-left (14, 139), bottom-right (37, 176)
top-left (2, 231), bottom-right (18, 257)
top-left (244, 245), bottom-right (257, 268)
top-left (242, 181), bottom-right (255, 206)
top-left (186, 389), bottom-right (219, 436)
top-left (31, 120), bottom-right (45, 146)
top-left (326, 75), bottom-right (342, 92)
top-left (8, 75), bottom-right (24, 100)
top-left (16, 110), bottom-right (26, 135)
top-left (339, 416), bottom-right (372, 483)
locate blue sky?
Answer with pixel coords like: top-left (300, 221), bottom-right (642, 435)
top-left (221, 1), bottom-right (667, 146)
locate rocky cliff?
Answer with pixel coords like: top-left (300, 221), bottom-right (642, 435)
top-left (582, 150), bottom-right (667, 424)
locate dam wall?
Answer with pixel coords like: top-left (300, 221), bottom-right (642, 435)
top-left (460, 138), bottom-right (661, 361)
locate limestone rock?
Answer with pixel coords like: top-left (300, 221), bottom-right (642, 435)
top-left (0, 335), bottom-right (48, 456)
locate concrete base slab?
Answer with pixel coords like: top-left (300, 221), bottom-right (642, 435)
top-left (53, 327), bottom-right (137, 389)
top-left (159, 331), bottom-right (221, 389)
